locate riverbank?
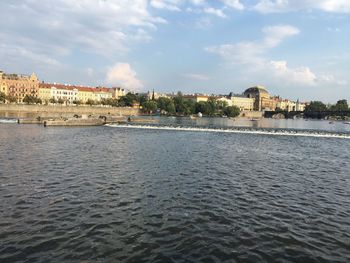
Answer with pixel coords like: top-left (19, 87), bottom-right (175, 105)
top-left (0, 104), bottom-right (140, 119)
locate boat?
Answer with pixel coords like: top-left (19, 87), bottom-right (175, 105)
top-left (344, 121), bottom-right (350, 125)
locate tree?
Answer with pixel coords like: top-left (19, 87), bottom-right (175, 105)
top-left (7, 95), bottom-right (17, 103)
top-left (73, 100), bottom-right (81, 105)
top-left (0, 92), bottom-right (6, 103)
top-left (304, 101), bottom-right (328, 118)
top-left (57, 98), bottom-right (65, 104)
top-left (118, 93), bottom-right (137, 107)
top-left (86, 99), bottom-right (95, 106)
top-left (224, 106), bottom-right (240, 118)
top-left (331, 99), bottom-right (349, 112)
top-left (305, 101), bottom-right (327, 112)
top-left (195, 101), bottom-right (210, 115)
top-left (157, 97), bottom-right (175, 114)
top-left (23, 95), bottom-right (41, 104)
top-left (142, 100), bottom-right (158, 114)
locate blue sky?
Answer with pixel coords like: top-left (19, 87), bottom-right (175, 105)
top-left (1, 0), bottom-right (349, 102)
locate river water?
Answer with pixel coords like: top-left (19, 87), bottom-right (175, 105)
top-left (0, 118), bottom-right (350, 262)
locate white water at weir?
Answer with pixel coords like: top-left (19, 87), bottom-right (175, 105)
top-left (0, 119), bottom-right (17, 124)
top-left (106, 124), bottom-right (350, 140)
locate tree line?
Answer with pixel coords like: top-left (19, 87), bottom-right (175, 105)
top-left (141, 92), bottom-right (240, 117)
top-left (304, 99), bottom-right (350, 118)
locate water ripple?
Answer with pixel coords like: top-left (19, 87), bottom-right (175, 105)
top-left (0, 124), bottom-right (350, 262)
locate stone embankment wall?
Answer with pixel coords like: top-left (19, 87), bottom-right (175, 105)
top-left (0, 104), bottom-right (140, 118)
top-left (239, 110), bottom-right (263, 118)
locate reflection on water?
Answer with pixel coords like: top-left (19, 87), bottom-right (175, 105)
top-left (0, 123), bottom-right (350, 262)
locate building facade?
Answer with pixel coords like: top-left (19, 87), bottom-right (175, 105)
top-left (1, 71), bottom-right (39, 102)
top-left (183, 94), bottom-right (210, 103)
top-left (39, 83), bottom-right (78, 104)
top-left (231, 96), bottom-right (255, 111)
top-left (111, 87), bottom-right (126, 99)
top-left (94, 87), bottom-right (113, 101)
top-left (243, 86), bottom-right (276, 111)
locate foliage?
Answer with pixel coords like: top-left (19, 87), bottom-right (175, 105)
top-left (86, 99), bottom-right (95, 106)
top-left (224, 106), bottom-right (240, 118)
top-left (305, 101), bottom-right (328, 112)
top-left (330, 99), bottom-right (349, 112)
top-left (7, 95), bottom-right (17, 103)
top-left (72, 100), bottom-right (82, 105)
top-left (57, 98), bottom-right (65, 104)
top-left (0, 92), bottom-right (6, 103)
top-left (142, 100), bottom-right (158, 113)
top-left (23, 95), bottom-right (42, 104)
top-left (118, 92), bottom-right (139, 107)
top-left (49, 97), bottom-right (57, 104)
top-left (101, 98), bottom-right (118, 107)
top-left (157, 97), bottom-right (175, 114)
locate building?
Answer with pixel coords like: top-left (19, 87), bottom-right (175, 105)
top-left (77, 87), bottom-right (95, 103)
top-left (217, 96), bottom-right (232, 106)
top-left (243, 86), bottom-right (276, 111)
top-left (276, 98), bottom-right (307, 112)
top-left (183, 94), bottom-right (210, 103)
top-left (39, 83), bottom-right (78, 104)
top-left (1, 71), bottom-right (39, 102)
top-left (228, 94), bottom-right (255, 111)
top-left (111, 87), bottom-right (126, 99)
top-left (146, 90), bottom-right (170, 100)
top-left (94, 87), bottom-right (113, 102)
top-left (0, 71), bottom-right (7, 95)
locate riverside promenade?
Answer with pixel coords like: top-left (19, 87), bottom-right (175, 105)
top-left (0, 104), bottom-right (140, 118)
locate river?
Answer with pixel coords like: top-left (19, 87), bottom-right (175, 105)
top-left (0, 117), bottom-right (349, 262)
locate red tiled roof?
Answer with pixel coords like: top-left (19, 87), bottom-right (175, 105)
top-left (39, 83), bottom-right (112, 93)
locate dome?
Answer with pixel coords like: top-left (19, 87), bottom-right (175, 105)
top-left (243, 85), bottom-right (269, 96)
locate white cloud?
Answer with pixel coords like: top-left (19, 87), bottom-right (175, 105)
top-left (106, 63), bottom-right (143, 91)
top-left (150, 0), bottom-right (181, 11)
top-left (221, 0), bottom-right (244, 10)
top-left (254, 0), bottom-right (350, 13)
top-left (270, 60), bottom-right (316, 86)
top-left (262, 25), bottom-right (300, 48)
top-left (206, 25), bottom-right (299, 66)
top-left (0, 0), bottom-right (165, 69)
top-left (206, 24), bottom-right (344, 87)
top-left (183, 73), bottom-right (210, 80)
top-left (203, 7), bottom-right (227, 18)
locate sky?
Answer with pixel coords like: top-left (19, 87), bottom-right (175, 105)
top-left (0, 0), bottom-right (349, 102)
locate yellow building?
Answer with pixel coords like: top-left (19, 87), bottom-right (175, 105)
top-left (231, 96), bottom-right (255, 111)
top-left (183, 94), bottom-right (209, 103)
top-left (38, 84), bottom-right (52, 103)
top-left (111, 87), bottom-right (126, 99)
top-left (0, 71), bottom-right (7, 95)
top-left (94, 87), bottom-right (113, 101)
top-left (1, 71), bottom-right (39, 102)
top-left (77, 87), bottom-right (95, 103)
top-left (243, 86), bottom-right (276, 111)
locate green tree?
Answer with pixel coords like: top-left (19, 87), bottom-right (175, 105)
top-left (7, 95), bottom-right (17, 103)
top-left (0, 92), bottom-right (6, 103)
top-left (86, 99), bottom-right (95, 106)
top-left (73, 100), bottom-right (81, 105)
top-left (23, 95), bottom-right (38, 104)
top-left (142, 100), bottom-right (158, 114)
top-left (49, 97), bottom-right (57, 104)
top-left (331, 99), bottom-right (349, 111)
top-left (304, 101), bottom-right (328, 118)
top-left (224, 106), bottom-right (240, 118)
top-left (157, 97), bottom-right (175, 114)
top-left (195, 101), bottom-right (210, 115)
